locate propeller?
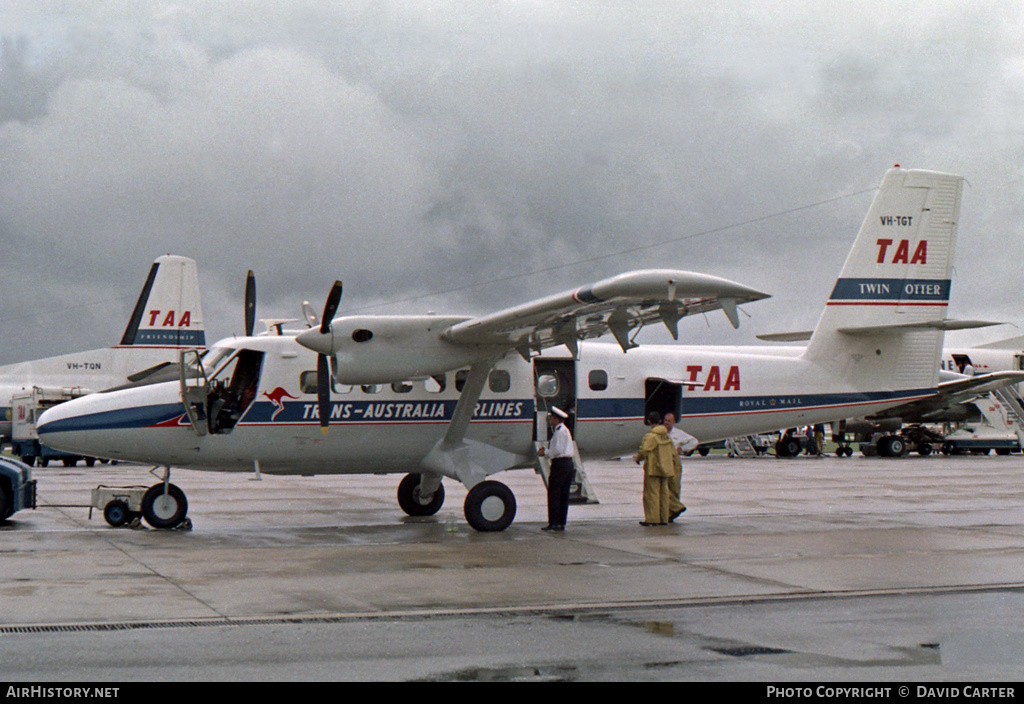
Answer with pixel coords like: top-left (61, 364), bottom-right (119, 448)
top-left (314, 281), bottom-right (343, 433)
top-left (244, 270), bottom-right (256, 337)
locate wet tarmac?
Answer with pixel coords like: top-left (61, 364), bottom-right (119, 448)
top-left (2, 452), bottom-right (1023, 681)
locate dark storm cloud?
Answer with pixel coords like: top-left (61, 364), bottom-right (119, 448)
top-left (1, 1), bottom-right (1024, 363)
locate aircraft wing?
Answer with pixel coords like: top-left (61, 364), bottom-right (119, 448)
top-left (296, 268), bottom-right (769, 386)
top-left (441, 269), bottom-right (770, 355)
top-left (872, 370), bottom-right (1024, 421)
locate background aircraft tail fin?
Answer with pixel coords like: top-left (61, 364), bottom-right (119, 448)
top-left (119, 255), bottom-right (206, 348)
top-left (803, 167), bottom-right (964, 392)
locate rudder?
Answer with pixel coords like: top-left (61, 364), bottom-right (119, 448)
top-left (803, 167), bottom-right (964, 392)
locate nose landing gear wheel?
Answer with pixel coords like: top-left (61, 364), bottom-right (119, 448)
top-left (141, 483), bottom-right (188, 529)
top-left (463, 480), bottom-right (516, 532)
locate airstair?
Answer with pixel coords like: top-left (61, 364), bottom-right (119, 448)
top-left (725, 436), bottom-right (759, 457)
top-left (534, 441), bottom-right (599, 504)
top-left (989, 387), bottom-right (1024, 450)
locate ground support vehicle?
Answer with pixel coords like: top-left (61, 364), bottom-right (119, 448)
top-left (941, 427), bottom-right (1021, 455)
top-left (90, 485), bottom-right (148, 527)
top-left (0, 455), bottom-right (37, 520)
top-left (859, 425), bottom-right (947, 458)
top-left (10, 388), bottom-right (98, 466)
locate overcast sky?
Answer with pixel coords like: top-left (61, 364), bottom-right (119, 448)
top-left (1, 1), bottom-right (1022, 364)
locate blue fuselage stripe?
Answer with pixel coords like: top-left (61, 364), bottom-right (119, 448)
top-left (829, 278), bottom-right (950, 303)
top-left (37, 404), bottom-right (186, 434)
top-left (39, 389), bottom-right (935, 435)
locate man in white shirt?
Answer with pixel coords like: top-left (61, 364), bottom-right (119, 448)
top-left (537, 406), bottom-right (574, 532)
top-left (663, 412), bottom-right (698, 521)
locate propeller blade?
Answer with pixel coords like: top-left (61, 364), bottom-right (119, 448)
top-left (244, 270), bottom-right (256, 337)
top-left (320, 281), bottom-right (343, 334)
top-left (301, 301), bottom-right (319, 328)
top-left (317, 353), bottom-right (331, 434)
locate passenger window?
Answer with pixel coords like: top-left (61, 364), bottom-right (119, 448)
top-left (300, 371), bottom-right (318, 395)
top-left (425, 374), bottom-right (446, 393)
top-left (302, 371), bottom-right (351, 394)
top-left (361, 384), bottom-right (382, 394)
top-left (455, 370), bottom-right (469, 392)
top-left (392, 381), bottom-right (413, 393)
top-left (488, 370), bottom-right (511, 393)
top-left (589, 369), bottom-right (608, 391)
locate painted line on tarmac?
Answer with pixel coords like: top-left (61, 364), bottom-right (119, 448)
top-left (3, 581), bottom-right (1023, 636)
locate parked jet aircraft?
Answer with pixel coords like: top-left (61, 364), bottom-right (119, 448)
top-left (0, 255), bottom-right (206, 452)
top-left (38, 167), bottom-right (966, 531)
top-left (759, 315), bottom-right (1024, 455)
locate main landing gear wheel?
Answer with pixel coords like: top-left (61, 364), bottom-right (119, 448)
top-left (141, 483), bottom-right (188, 529)
top-left (397, 473), bottom-right (445, 517)
top-left (463, 480), bottom-right (516, 532)
top-left (878, 435), bottom-right (908, 458)
top-left (775, 438), bottom-right (801, 458)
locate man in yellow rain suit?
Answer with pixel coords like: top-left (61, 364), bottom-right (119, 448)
top-left (634, 412), bottom-right (681, 526)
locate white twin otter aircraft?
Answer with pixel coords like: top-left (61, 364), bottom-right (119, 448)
top-left (38, 167), bottom-right (968, 531)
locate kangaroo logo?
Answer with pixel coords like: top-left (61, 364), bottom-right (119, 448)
top-left (263, 387), bottom-right (298, 420)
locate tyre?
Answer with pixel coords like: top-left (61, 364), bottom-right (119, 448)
top-left (463, 481), bottom-right (517, 532)
top-left (888, 436), bottom-right (907, 457)
top-left (103, 500), bottom-right (131, 527)
top-left (776, 438), bottom-right (800, 458)
top-left (0, 483), bottom-right (11, 521)
top-left (397, 473), bottom-right (445, 517)
top-left (141, 483), bottom-right (188, 529)
top-left (918, 442), bottom-right (933, 457)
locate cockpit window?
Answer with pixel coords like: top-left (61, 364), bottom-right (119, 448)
top-left (195, 347), bottom-right (235, 377)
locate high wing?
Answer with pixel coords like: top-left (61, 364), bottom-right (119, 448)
top-left (296, 269), bottom-right (770, 386)
top-left (871, 370), bottom-right (1024, 421)
top-left (442, 269), bottom-right (770, 357)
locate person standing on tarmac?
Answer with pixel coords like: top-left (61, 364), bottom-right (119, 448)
top-left (537, 406), bottom-right (574, 532)
top-left (663, 412), bottom-right (698, 522)
top-left (634, 412), bottom-right (679, 526)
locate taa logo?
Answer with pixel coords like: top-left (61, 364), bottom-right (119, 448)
top-left (147, 310), bottom-right (193, 328)
top-left (684, 365), bottom-right (740, 391)
top-left (263, 387), bottom-right (299, 420)
top-left (876, 239), bottom-right (927, 264)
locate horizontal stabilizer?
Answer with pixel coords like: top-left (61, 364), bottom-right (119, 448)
top-left (757, 330), bottom-right (814, 342)
top-left (974, 334), bottom-right (1024, 350)
top-left (836, 319), bottom-right (1002, 337)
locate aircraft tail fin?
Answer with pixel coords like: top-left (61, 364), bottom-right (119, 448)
top-left (119, 255), bottom-right (206, 348)
top-left (803, 167), bottom-right (964, 392)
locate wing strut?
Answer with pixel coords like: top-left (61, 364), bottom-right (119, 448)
top-left (420, 356), bottom-right (521, 489)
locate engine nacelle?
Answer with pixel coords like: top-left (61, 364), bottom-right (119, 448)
top-left (298, 315), bottom-right (495, 385)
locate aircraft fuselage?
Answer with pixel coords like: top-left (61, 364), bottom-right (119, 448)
top-left (37, 334), bottom-right (934, 479)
